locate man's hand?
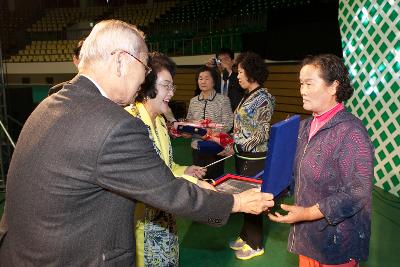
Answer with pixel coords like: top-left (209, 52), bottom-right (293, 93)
top-left (232, 188), bottom-right (274, 214)
top-left (205, 57), bottom-right (216, 68)
top-left (268, 204), bottom-right (324, 224)
top-left (185, 165), bottom-right (206, 179)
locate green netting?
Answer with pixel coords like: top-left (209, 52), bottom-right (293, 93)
top-left (339, 0), bottom-right (400, 197)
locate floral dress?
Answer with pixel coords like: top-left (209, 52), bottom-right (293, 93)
top-left (126, 103), bottom-right (197, 267)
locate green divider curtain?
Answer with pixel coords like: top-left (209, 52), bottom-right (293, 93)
top-left (339, 0), bottom-right (399, 196)
top-left (32, 86), bottom-right (50, 103)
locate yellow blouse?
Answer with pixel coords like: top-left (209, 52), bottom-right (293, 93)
top-left (125, 102), bottom-right (197, 183)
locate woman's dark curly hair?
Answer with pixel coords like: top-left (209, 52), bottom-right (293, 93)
top-left (194, 65), bottom-right (219, 96)
top-left (301, 54), bottom-right (354, 102)
top-left (235, 52), bottom-right (268, 85)
top-left (136, 52), bottom-right (176, 102)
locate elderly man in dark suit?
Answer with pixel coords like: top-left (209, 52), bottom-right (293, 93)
top-left (0, 20), bottom-right (274, 266)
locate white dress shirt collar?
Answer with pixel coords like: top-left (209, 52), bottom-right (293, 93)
top-left (80, 74), bottom-right (108, 98)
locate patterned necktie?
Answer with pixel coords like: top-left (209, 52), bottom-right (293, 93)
top-left (222, 80), bottom-right (228, 96)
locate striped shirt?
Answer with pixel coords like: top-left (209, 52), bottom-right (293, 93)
top-left (187, 90), bottom-right (233, 149)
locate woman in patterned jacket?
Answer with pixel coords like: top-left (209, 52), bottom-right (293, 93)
top-left (221, 52), bottom-right (275, 260)
top-left (125, 52), bottom-right (214, 267)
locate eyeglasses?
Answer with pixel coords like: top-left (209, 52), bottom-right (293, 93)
top-left (156, 82), bottom-right (177, 93)
top-left (111, 50), bottom-right (152, 76)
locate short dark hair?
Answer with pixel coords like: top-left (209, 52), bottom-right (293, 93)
top-left (194, 66), bottom-right (219, 95)
top-left (301, 54), bottom-right (353, 102)
top-left (136, 52), bottom-right (176, 102)
top-left (217, 48), bottom-right (234, 60)
top-left (235, 52), bottom-right (268, 85)
top-left (73, 38), bottom-right (85, 58)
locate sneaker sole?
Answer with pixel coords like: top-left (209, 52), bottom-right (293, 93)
top-left (235, 249), bottom-right (265, 260)
top-left (229, 244), bottom-right (246, 251)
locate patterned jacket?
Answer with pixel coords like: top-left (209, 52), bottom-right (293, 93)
top-left (288, 110), bottom-right (374, 264)
top-left (233, 87), bottom-right (275, 153)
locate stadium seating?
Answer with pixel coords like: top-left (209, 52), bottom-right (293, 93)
top-left (111, 2), bottom-right (176, 27)
top-left (2, 0), bottom-right (313, 61)
top-left (8, 40), bottom-right (78, 62)
top-left (27, 7), bottom-right (108, 33)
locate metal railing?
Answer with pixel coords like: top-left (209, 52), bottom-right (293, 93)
top-left (0, 40), bottom-right (14, 191)
top-left (148, 32), bottom-right (243, 57)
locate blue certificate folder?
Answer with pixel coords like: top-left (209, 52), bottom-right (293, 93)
top-left (177, 125), bottom-right (207, 136)
top-left (197, 140), bottom-right (224, 154)
top-left (214, 115), bottom-right (301, 196)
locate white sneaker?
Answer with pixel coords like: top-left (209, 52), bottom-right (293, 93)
top-left (229, 237), bottom-right (246, 250)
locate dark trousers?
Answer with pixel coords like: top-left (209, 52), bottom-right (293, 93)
top-left (235, 154), bottom-right (266, 249)
top-left (192, 149), bottom-right (225, 179)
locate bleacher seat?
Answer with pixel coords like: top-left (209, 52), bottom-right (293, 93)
top-left (2, 0), bottom-right (313, 61)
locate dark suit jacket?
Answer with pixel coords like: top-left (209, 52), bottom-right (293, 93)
top-left (0, 76), bottom-right (233, 266)
top-left (216, 72), bottom-right (244, 112)
top-left (48, 81), bottom-right (68, 96)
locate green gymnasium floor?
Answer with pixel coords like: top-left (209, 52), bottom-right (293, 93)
top-left (171, 138), bottom-right (400, 267)
top-left (0, 138), bottom-right (399, 266)
top-left (176, 188), bottom-right (400, 267)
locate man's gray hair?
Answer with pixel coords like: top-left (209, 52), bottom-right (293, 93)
top-left (78, 20), bottom-right (147, 70)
